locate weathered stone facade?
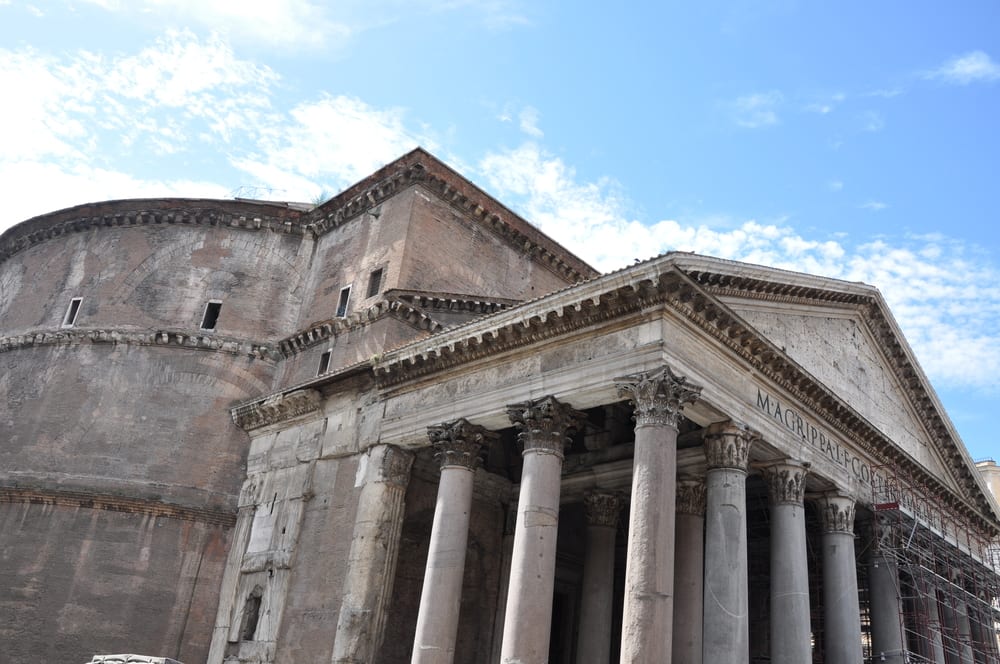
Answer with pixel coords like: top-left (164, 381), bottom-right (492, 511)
top-left (2, 148), bottom-right (999, 664)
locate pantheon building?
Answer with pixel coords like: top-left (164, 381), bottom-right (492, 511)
top-left (1, 149), bottom-right (998, 664)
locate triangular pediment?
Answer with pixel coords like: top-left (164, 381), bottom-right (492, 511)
top-left (724, 299), bottom-right (957, 489)
top-left (673, 254), bottom-right (996, 521)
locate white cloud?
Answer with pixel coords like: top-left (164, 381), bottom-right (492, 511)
top-left (228, 95), bottom-right (431, 200)
top-left (861, 201), bottom-right (888, 211)
top-left (478, 142), bottom-right (1000, 391)
top-left (78, 0), bottom-right (350, 49)
top-left (926, 51), bottom-right (1000, 85)
top-left (519, 106), bottom-right (543, 138)
top-left (860, 110), bottom-right (885, 132)
top-left (828, 180), bottom-right (844, 192)
top-left (732, 91), bottom-right (782, 128)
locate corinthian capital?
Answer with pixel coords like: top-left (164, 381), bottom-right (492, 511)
top-left (427, 418), bottom-right (496, 470)
top-left (506, 396), bottom-right (584, 458)
top-left (614, 365), bottom-right (701, 428)
top-left (760, 460), bottom-right (808, 506)
top-left (583, 491), bottom-right (625, 528)
top-left (704, 421), bottom-right (755, 471)
top-left (818, 493), bottom-right (856, 535)
top-left (677, 478), bottom-right (707, 516)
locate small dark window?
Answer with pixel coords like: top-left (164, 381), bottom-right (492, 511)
top-left (317, 350), bottom-right (331, 375)
top-left (336, 287), bottom-right (351, 317)
top-left (201, 301), bottom-right (222, 330)
top-left (62, 297), bottom-right (82, 327)
top-left (366, 268), bottom-right (384, 298)
top-left (240, 591), bottom-right (262, 641)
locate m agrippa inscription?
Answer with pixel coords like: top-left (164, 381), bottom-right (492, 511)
top-left (755, 387), bottom-right (877, 485)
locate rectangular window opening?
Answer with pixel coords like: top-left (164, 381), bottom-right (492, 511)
top-left (201, 301), bottom-right (222, 330)
top-left (366, 268), bottom-right (384, 298)
top-left (317, 350), bottom-right (331, 375)
top-left (336, 286), bottom-right (351, 317)
top-left (62, 297), bottom-right (82, 327)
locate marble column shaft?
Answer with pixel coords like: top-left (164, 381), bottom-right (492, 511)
top-left (500, 396), bottom-right (582, 664)
top-left (616, 366), bottom-right (701, 664)
top-left (702, 421), bottom-right (754, 664)
top-left (411, 420), bottom-right (493, 664)
top-left (762, 460), bottom-right (811, 664)
top-left (868, 543), bottom-right (906, 664)
top-left (819, 493), bottom-right (864, 664)
top-left (917, 576), bottom-right (946, 664)
top-left (576, 491), bottom-right (624, 664)
top-left (673, 478), bottom-right (706, 664)
top-left (332, 445), bottom-right (414, 664)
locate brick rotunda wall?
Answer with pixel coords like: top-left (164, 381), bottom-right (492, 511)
top-left (0, 199), bottom-right (310, 664)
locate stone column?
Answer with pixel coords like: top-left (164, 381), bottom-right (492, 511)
top-left (673, 478), bottom-right (706, 664)
top-left (499, 396), bottom-right (583, 664)
top-left (868, 527), bottom-right (906, 664)
top-left (818, 492), bottom-right (863, 664)
top-left (761, 460), bottom-right (811, 664)
top-left (951, 570), bottom-right (976, 664)
top-left (411, 419), bottom-right (494, 664)
top-left (702, 421), bottom-right (754, 664)
top-left (332, 445), bottom-right (414, 664)
top-left (576, 491), bottom-right (625, 664)
top-left (917, 576), bottom-right (946, 664)
top-left (616, 366), bottom-right (702, 663)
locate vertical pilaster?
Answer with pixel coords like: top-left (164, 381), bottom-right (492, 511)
top-left (411, 419), bottom-right (494, 664)
top-left (702, 421), bottom-right (754, 664)
top-left (499, 396), bottom-right (583, 664)
top-left (761, 460), bottom-right (811, 664)
top-left (616, 365), bottom-right (702, 664)
top-left (332, 445), bottom-right (413, 664)
top-left (673, 478), bottom-right (706, 664)
top-left (576, 491), bottom-right (625, 664)
top-left (818, 492), bottom-right (864, 664)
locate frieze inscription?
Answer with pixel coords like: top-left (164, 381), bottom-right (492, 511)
top-left (755, 387), bottom-right (878, 486)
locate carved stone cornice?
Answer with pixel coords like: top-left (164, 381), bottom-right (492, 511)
top-left (506, 396), bottom-right (584, 458)
top-left (427, 418), bottom-right (496, 470)
top-left (677, 478), bottom-right (707, 516)
top-left (704, 421), bottom-right (755, 471)
top-left (818, 493), bottom-right (856, 535)
top-left (278, 297), bottom-right (444, 358)
top-left (0, 486), bottom-right (235, 527)
top-left (760, 461), bottom-right (808, 506)
top-left (0, 327), bottom-right (276, 360)
top-left (231, 389), bottom-right (322, 431)
top-left (1, 201), bottom-right (310, 263)
top-left (615, 365), bottom-right (701, 428)
top-left (583, 491), bottom-right (624, 528)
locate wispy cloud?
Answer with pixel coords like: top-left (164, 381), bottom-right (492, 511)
top-left (828, 180), bottom-right (844, 192)
top-left (229, 94), bottom-right (430, 199)
top-left (78, 0), bottom-right (350, 49)
top-left (925, 50), bottom-right (1000, 85)
top-left (860, 201), bottom-right (888, 211)
top-left (478, 143), bottom-right (1000, 391)
top-left (732, 91), bottom-right (782, 128)
top-left (860, 110), bottom-right (885, 132)
top-left (519, 106), bottom-right (543, 138)
top-left (804, 92), bottom-right (845, 115)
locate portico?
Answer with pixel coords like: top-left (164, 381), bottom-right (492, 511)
top-left (216, 252), bottom-right (1000, 664)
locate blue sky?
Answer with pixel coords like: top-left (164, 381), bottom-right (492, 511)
top-left (1, 1), bottom-right (998, 463)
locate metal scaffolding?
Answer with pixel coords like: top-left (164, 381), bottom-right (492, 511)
top-left (869, 463), bottom-right (1000, 664)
